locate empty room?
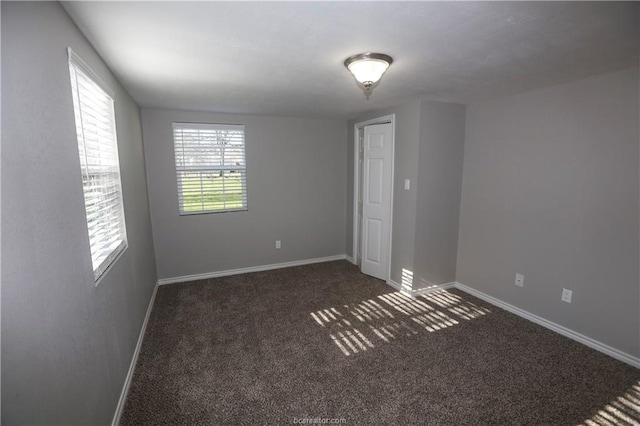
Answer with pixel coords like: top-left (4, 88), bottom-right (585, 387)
top-left (2, 1), bottom-right (639, 425)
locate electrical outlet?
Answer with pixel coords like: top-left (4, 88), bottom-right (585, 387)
top-left (561, 288), bottom-right (572, 303)
top-left (404, 179), bottom-right (411, 190)
top-left (275, 240), bottom-right (281, 249)
top-left (515, 273), bottom-right (524, 287)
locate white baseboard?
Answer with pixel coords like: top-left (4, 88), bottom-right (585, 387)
top-left (412, 282), bottom-right (456, 297)
top-left (387, 279), bottom-right (455, 298)
top-left (158, 255), bottom-right (347, 285)
top-left (454, 282), bottom-right (640, 369)
top-left (386, 279), bottom-right (402, 292)
top-left (345, 255), bottom-right (355, 264)
top-left (111, 281), bottom-right (159, 426)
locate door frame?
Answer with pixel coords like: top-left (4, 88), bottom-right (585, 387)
top-left (352, 114), bottom-right (395, 283)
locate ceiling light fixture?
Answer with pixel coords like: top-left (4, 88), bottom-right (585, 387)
top-left (344, 52), bottom-right (393, 99)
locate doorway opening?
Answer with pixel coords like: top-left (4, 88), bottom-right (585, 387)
top-left (352, 114), bottom-right (395, 282)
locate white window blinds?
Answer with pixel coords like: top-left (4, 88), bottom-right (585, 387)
top-left (172, 122), bottom-right (248, 214)
top-left (68, 48), bottom-right (127, 282)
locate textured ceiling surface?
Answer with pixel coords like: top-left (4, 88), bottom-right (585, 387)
top-left (63, 1), bottom-right (639, 119)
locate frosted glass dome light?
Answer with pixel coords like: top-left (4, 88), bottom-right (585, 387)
top-left (344, 52), bottom-right (393, 97)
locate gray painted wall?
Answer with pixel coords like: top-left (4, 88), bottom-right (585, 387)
top-left (457, 68), bottom-right (640, 357)
top-left (413, 101), bottom-right (466, 290)
top-left (2, 2), bottom-right (157, 424)
top-left (346, 101), bottom-right (422, 286)
top-left (141, 109), bottom-right (347, 280)
top-left (346, 101), bottom-right (465, 289)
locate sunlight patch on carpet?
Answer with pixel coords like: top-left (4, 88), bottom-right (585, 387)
top-left (310, 289), bottom-right (492, 356)
top-left (581, 381), bottom-right (640, 425)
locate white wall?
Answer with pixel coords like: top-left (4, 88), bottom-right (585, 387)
top-left (141, 108), bottom-right (347, 280)
top-left (457, 68), bottom-right (640, 357)
top-left (2, 2), bottom-right (157, 423)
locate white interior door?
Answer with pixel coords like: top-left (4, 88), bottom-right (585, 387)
top-left (361, 122), bottom-right (393, 280)
top-left (357, 132), bottom-right (364, 266)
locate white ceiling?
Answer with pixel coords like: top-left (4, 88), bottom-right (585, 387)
top-left (63, 1), bottom-right (639, 119)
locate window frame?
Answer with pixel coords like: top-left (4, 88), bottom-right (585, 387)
top-left (172, 122), bottom-right (248, 215)
top-left (68, 47), bottom-right (128, 284)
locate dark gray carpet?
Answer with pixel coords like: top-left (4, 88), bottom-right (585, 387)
top-left (121, 261), bottom-right (640, 425)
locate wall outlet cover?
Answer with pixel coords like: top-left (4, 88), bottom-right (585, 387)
top-left (515, 273), bottom-right (524, 287)
top-left (561, 288), bottom-right (572, 303)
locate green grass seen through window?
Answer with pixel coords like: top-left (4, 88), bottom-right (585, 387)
top-left (180, 172), bottom-right (245, 213)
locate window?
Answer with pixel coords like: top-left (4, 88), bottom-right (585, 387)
top-left (172, 122), bottom-right (248, 214)
top-left (68, 48), bottom-right (127, 282)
